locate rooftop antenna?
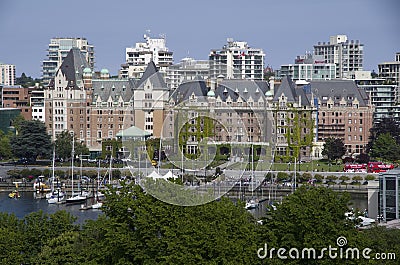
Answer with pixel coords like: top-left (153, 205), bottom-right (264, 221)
top-left (144, 29), bottom-right (151, 39)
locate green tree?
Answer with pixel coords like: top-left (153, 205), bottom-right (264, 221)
top-left (0, 131), bottom-right (12, 159)
top-left (55, 131), bottom-right (89, 161)
top-left (367, 117), bottom-right (400, 152)
top-left (314, 173), bottom-right (324, 183)
top-left (357, 227), bottom-right (400, 265)
top-left (352, 175), bottom-right (363, 184)
top-left (10, 114), bottom-right (25, 132)
top-left (260, 186), bottom-right (358, 264)
top-left (322, 137), bottom-right (346, 162)
top-left (10, 120), bottom-right (52, 161)
top-left (276, 171), bottom-right (289, 182)
top-left (83, 183), bottom-right (260, 264)
top-left (16, 73), bottom-right (42, 88)
top-left (339, 175), bottom-right (350, 185)
top-left (0, 213), bottom-right (25, 264)
top-left (34, 231), bottom-right (86, 265)
top-left (300, 172), bottom-right (312, 183)
top-left (365, 175), bottom-right (376, 181)
top-left (22, 210), bottom-right (78, 262)
top-left (369, 132), bottom-right (400, 161)
top-left (326, 175), bottom-right (338, 183)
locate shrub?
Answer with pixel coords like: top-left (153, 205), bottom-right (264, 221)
top-left (276, 172), bottom-right (289, 182)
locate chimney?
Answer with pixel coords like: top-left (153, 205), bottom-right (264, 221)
top-left (269, 76), bottom-right (275, 96)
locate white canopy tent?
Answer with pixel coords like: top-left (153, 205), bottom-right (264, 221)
top-left (146, 170), bottom-right (163, 179)
top-left (163, 170), bottom-right (178, 179)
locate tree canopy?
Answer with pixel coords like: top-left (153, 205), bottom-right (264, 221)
top-left (322, 137), bottom-right (346, 161)
top-left (1, 183), bottom-right (400, 264)
top-left (55, 131), bottom-right (89, 161)
top-left (0, 130), bottom-right (12, 160)
top-left (93, 183), bottom-right (260, 264)
top-left (10, 120), bottom-right (52, 161)
top-left (16, 73), bottom-right (42, 88)
top-left (369, 133), bottom-right (400, 161)
top-left (367, 117), bottom-right (400, 152)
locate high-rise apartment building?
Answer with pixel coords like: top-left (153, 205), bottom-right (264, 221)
top-left (42, 37), bottom-right (94, 86)
top-left (119, 33), bottom-right (174, 79)
top-left (355, 71), bottom-right (400, 122)
top-left (0, 63), bottom-right (16, 86)
top-left (313, 35), bottom-right (363, 79)
top-left (165, 57), bottom-right (210, 90)
top-left (209, 39), bottom-right (265, 80)
top-left (279, 53), bottom-right (336, 81)
top-left (378, 52), bottom-right (400, 103)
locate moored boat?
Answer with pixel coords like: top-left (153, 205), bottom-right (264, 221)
top-left (245, 199), bottom-right (259, 210)
top-left (9, 190), bottom-right (20, 199)
top-left (66, 195), bottom-right (87, 204)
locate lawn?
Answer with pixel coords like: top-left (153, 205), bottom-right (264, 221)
top-left (227, 160), bottom-right (344, 172)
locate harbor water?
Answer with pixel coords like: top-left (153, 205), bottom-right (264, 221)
top-left (0, 191), bottom-right (102, 224)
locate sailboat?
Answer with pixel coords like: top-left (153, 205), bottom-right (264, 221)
top-left (91, 160), bottom-right (104, 209)
top-left (47, 146), bottom-right (65, 204)
top-left (245, 144), bottom-right (259, 210)
top-left (66, 137), bottom-right (87, 204)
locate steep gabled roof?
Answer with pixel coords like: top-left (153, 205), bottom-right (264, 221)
top-left (92, 79), bottom-right (134, 102)
top-left (217, 79), bottom-right (268, 102)
top-left (170, 80), bottom-right (209, 104)
top-left (55, 47), bottom-right (90, 90)
top-left (309, 80), bottom-right (369, 106)
top-left (136, 61), bottom-right (167, 89)
top-left (271, 76), bottom-right (311, 106)
top-left (273, 75), bottom-right (297, 102)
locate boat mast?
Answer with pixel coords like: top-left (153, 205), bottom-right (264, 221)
top-left (71, 135), bottom-right (75, 198)
top-left (109, 155), bottom-right (112, 185)
top-left (157, 137), bottom-right (162, 174)
top-left (97, 159), bottom-right (100, 200)
top-left (51, 145), bottom-right (55, 192)
top-left (293, 157), bottom-right (297, 193)
top-left (251, 143), bottom-right (254, 199)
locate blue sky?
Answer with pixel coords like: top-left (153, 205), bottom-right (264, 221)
top-left (0, 0), bottom-right (398, 78)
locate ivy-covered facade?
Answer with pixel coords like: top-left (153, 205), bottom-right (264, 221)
top-left (271, 76), bottom-right (316, 162)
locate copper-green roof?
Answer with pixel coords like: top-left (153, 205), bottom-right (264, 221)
top-left (116, 126), bottom-right (152, 138)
